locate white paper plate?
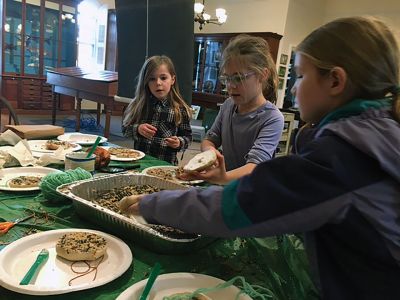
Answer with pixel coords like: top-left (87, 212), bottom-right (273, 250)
top-left (27, 140), bottom-right (82, 153)
top-left (117, 273), bottom-right (252, 300)
top-left (57, 133), bottom-right (107, 146)
top-left (100, 146), bottom-right (145, 162)
top-left (0, 228), bottom-right (132, 296)
top-left (0, 167), bottom-right (62, 191)
top-left (142, 166), bottom-right (203, 185)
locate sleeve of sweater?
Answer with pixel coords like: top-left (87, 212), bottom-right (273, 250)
top-left (139, 135), bottom-right (369, 238)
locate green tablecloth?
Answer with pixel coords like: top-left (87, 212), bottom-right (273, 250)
top-left (0, 155), bottom-right (317, 300)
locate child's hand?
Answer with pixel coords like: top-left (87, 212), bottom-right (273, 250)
top-left (164, 136), bottom-right (181, 149)
top-left (119, 194), bottom-right (143, 214)
top-left (181, 151), bottom-right (228, 185)
top-left (138, 123), bottom-right (157, 139)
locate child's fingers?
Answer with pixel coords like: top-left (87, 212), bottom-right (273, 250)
top-left (119, 195), bottom-right (143, 213)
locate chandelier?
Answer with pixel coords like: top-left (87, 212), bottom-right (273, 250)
top-left (194, 1), bottom-right (227, 30)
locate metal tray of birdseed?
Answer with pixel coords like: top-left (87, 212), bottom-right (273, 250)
top-left (56, 173), bottom-right (215, 254)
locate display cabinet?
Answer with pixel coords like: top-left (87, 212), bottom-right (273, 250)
top-left (275, 112), bottom-right (295, 157)
top-left (1, 0), bottom-right (79, 111)
top-left (192, 32), bottom-right (282, 109)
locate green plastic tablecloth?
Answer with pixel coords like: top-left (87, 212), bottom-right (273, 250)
top-left (0, 155), bottom-right (318, 300)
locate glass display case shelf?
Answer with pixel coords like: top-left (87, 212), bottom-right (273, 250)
top-left (1, 0), bottom-right (79, 111)
top-left (192, 32), bottom-right (282, 110)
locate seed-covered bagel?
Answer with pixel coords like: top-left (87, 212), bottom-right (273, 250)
top-left (183, 150), bottom-right (217, 173)
top-left (8, 176), bottom-right (42, 188)
top-left (56, 232), bottom-right (107, 261)
top-left (46, 140), bottom-right (73, 150)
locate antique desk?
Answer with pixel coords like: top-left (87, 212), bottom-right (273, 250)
top-left (46, 67), bottom-right (118, 138)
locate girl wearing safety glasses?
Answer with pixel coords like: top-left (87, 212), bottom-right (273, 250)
top-left (184, 34), bottom-right (284, 184)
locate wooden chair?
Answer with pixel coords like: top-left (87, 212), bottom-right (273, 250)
top-left (0, 95), bottom-right (19, 131)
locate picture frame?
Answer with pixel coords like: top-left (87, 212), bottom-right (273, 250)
top-left (280, 53), bottom-right (288, 65)
top-left (278, 77), bottom-right (285, 90)
top-left (278, 66), bottom-right (286, 78)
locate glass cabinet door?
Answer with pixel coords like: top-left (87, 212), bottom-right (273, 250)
top-left (60, 4), bottom-right (76, 67)
top-left (192, 40), bottom-right (223, 94)
top-left (4, 0), bottom-right (22, 74)
top-left (193, 40), bottom-right (205, 92)
top-left (24, 0), bottom-right (41, 75)
top-left (202, 41), bottom-right (222, 93)
top-left (43, 1), bottom-right (59, 75)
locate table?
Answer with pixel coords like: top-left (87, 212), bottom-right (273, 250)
top-left (47, 67), bottom-right (118, 139)
top-left (0, 155), bottom-right (317, 300)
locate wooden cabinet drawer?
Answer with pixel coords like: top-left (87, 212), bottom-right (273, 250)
top-left (22, 102), bottom-right (42, 110)
top-left (22, 90), bottom-right (41, 97)
top-left (41, 102), bottom-right (54, 110)
top-left (42, 84), bottom-right (52, 92)
top-left (42, 91), bottom-right (53, 98)
top-left (42, 96), bottom-right (53, 102)
top-left (23, 95), bottom-right (41, 102)
top-left (22, 79), bottom-right (41, 86)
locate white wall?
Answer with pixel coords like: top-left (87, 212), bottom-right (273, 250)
top-left (194, 0), bottom-right (289, 35)
top-left (276, 0), bottom-right (326, 107)
top-left (324, 0), bottom-right (400, 45)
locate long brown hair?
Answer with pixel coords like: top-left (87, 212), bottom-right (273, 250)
top-left (296, 16), bottom-right (400, 122)
top-left (122, 55), bottom-right (192, 127)
top-left (220, 34), bottom-right (278, 103)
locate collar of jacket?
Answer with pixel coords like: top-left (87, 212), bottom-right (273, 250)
top-left (151, 94), bottom-right (169, 107)
top-left (317, 98), bottom-right (393, 128)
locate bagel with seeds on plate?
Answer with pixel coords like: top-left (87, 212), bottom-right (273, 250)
top-left (45, 140), bottom-right (73, 150)
top-left (8, 175), bottom-right (42, 188)
top-left (56, 232), bottom-right (107, 261)
top-left (183, 149), bottom-right (217, 173)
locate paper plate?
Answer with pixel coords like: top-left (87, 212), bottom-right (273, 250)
top-left (57, 133), bottom-right (107, 146)
top-left (0, 167), bottom-right (62, 191)
top-left (117, 273), bottom-right (252, 300)
top-left (100, 146), bottom-right (145, 162)
top-left (142, 166), bottom-right (203, 185)
top-left (0, 228), bottom-right (132, 296)
top-left (27, 140), bottom-right (81, 153)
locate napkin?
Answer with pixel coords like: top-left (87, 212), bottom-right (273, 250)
top-left (4, 125), bottom-right (64, 140)
top-left (0, 129), bottom-right (23, 146)
top-left (0, 140), bottom-right (36, 168)
top-left (0, 139), bottom-right (66, 168)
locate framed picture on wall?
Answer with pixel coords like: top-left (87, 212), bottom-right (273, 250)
top-left (280, 53), bottom-right (288, 65)
top-left (278, 77), bottom-right (284, 90)
top-left (278, 66), bottom-right (286, 77)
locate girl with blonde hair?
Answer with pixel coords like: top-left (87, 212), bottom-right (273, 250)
top-left (186, 34), bottom-right (284, 184)
top-left (122, 55), bottom-right (192, 165)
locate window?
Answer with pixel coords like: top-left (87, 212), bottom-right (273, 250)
top-left (77, 2), bottom-right (107, 70)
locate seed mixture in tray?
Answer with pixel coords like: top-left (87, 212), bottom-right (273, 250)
top-left (146, 167), bottom-right (185, 181)
top-left (92, 184), bottom-right (197, 239)
top-left (93, 185), bottom-right (161, 214)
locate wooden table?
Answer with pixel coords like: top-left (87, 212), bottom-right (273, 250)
top-left (46, 67), bottom-right (118, 138)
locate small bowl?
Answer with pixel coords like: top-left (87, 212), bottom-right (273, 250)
top-left (65, 151), bottom-right (96, 173)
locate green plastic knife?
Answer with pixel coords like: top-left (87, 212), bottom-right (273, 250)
top-left (139, 262), bottom-right (161, 300)
top-left (19, 249), bottom-right (49, 285)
